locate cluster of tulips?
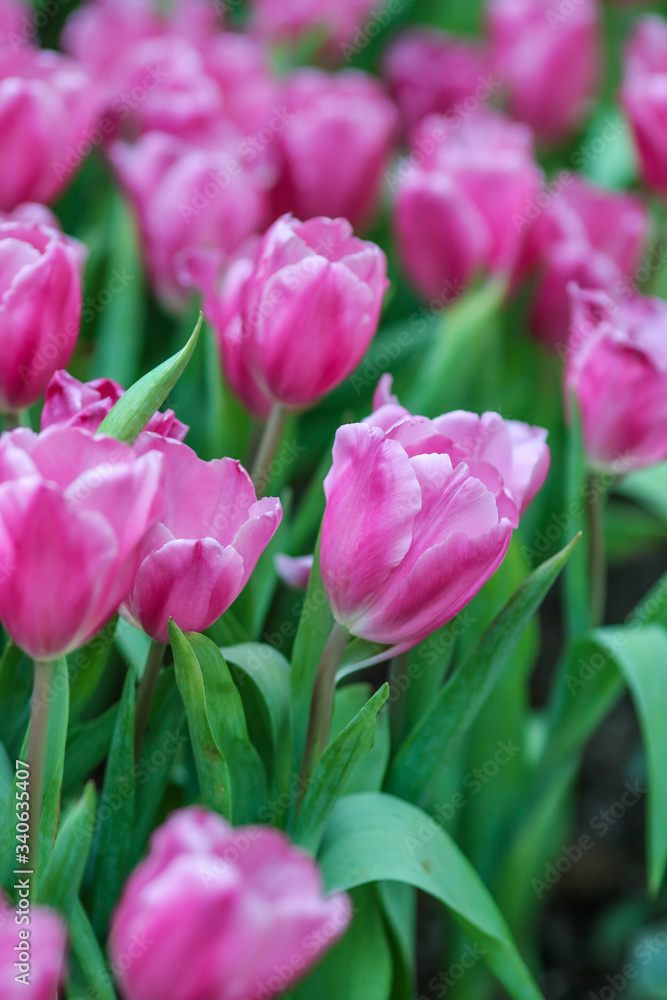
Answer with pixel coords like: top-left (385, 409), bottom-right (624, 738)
top-left (1, 1), bottom-right (667, 999)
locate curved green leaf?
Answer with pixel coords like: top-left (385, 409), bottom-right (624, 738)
top-left (38, 782), bottom-right (96, 919)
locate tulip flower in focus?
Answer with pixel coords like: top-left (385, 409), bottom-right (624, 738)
top-left (273, 68), bottom-right (398, 231)
top-left (520, 175), bottom-right (650, 349)
top-left (393, 110), bottom-right (541, 301)
top-left (621, 15), bottom-right (667, 196)
top-left (0, 218), bottom-right (85, 413)
top-left (487, 0), bottom-right (600, 143)
top-left (110, 130), bottom-right (269, 308)
top-left (0, 47), bottom-right (98, 210)
top-left (566, 285), bottom-right (667, 472)
top-left (383, 28), bottom-right (492, 134)
top-left (41, 370), bottom-right (189, 440)
top-left (120, 435), bottom-right (282, 643)
top-left (110, 807), bottom-right (351, 1000)
top-left (320, 389), bottom-right (549, 652)
top-left (187, 215), bottom-right (388, 414)
top-left (0, 426), bottom-right (163, 660)
top-left (0, 895), bottom-right (67, 999)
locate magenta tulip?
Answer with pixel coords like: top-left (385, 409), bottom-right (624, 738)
top-left (0, 426), bottom-right (163, 660)
top-left (622, 15), bottom-right (667, 196)
top-left (120, 435), bottom-right (281, 643)
top-left (320, 394), bottom-right (549, 651)
top-left (394, 110), bottom-right (541, 301)
top-left (0, 47), bottom-right (98, 210)
top-left (566, 285), bottom-right (667, 472)
top-left (41, 370), bottom-right (188, 440)
top-left (110, 130), bottom-right (269, 307)
top-left (110, 807), bottom-right (351, 1000)
top-left (273, 68), bottom-right (398, 231)
top-left (0, 0), bottom-right (27, 48)
top-left (275, 553), bottom-right (313, 590)
top-left (487, 0), bottom-right (600, 142)
top-left (252, 0), bottom-right (377, 50)
top-left (383, 28), bottom-right (493, 133)
top-left (0, 219), bottom-right (84, 413)
top-left (201, 33), bottom-right (282, 135)
top-left (0, 895), bottom-right (67, 999)
top-left (187, 215), bottom-right (388, 414)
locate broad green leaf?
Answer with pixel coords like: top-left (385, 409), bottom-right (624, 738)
top-left (63, 704), bottom-right (118, 797)
top-left (115, 617), bottom-right (152, 670)
top-left (319, 793), bottom-right (544, 1000)
top-left (290, 531), bottom-right (335, 767)
top-left (38, 783), bottom-right (96, 919)
top-left (68, 617), bottom-right (118, 721)
top-left (618, 462), bottom-right (667, 526)
top-left (187, 633), bottom-right (268, 824)
top-left (170, 622), bottom-right (231, 818)
top-left (87, 666), bottom-right (136, 936)
top-left (98, 315), bottom-right (201, 444)
top-left (377, 881), bottom-right (415, 1000)
top-left (293, 684), bottom-right (389, 853)
top-left (330, 683), bottom-right (390, 795)
top-left (0, 742), bottom-right (12, 815)
top-left (388, 536), bottom-right (579, 807)
top-left (69, 899), bottom-right (116, 1000)
top-left (222, 642), bottom-right (292, 796)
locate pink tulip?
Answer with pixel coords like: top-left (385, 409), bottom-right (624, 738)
top-left (41, 370), bottom-right (189, 440)
top-left (110, 130), bottom-right (269, 307)
top-left (201, 33), bottom-right (282, 135)
top-left (275, 553), bottom-right (313, 590)
top-left (394, 110), bottom-right (541, 301)
top-left (383, 28), bottom-right (493, 134)
top-left (0, 47), bottom-right (99, 210)
top-left (110, 807), bottom-right (351, 1000)
top-left (0, 426), bottom-right (163, 660)
top-left (521, 176), bottom-right (650, 348)
top-left (622, 16), bottom-right (667, 196)
top-left (0, 219), bottom-right (85, 413)
top-left (320, 395), bottom-right (549, 651)
top-left (186, 215), bottom-right (388, 413)
top-left (566, 285), bottom-right (667, 472)
top-left (252, 0), bottom-right (377, 50)
top-left (120, 435), bottom-right (281, 643)
top-left (487, 0), bottom-right (600, 142)
top-left (0, 895), bottom-right (67, 999)
top-left (273, 68), bottom-right (398, 231)
top-left (0, 0), bottom-right (27, 48)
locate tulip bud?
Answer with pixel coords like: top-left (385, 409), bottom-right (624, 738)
top-left (120, 435), bottom-right (282, 643)
top-left (0, 895), bottom-right (67, 1000)
top-left (188, 214), bottom-right (388, 413)
top-left (566, 285), bottom-right (667, 472)
top-left (0, 426), bottom-right (164, 660)
top-left (273, 68), bottom-right (398, 231)
top-left (109, 807), bottom-right (351, 1000)
top-left (487, 0), bottom-right (600, 143)
top-left (0, 219), bottom-right (84, 413)
top-left (621, 15), bottom-right (667, 196)
top-left (320, 390), bottom-right (549, 653)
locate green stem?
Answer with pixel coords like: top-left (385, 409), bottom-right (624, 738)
top-left (27, 660), bottom-right (52, 885)
top-left (299, 623), bottom-right (349, 786)
top-left (388, 651), bottom-right (411, 750)
top-left (586, 473), bottom-right (607, 628)
top-left (250, 403), bottom-right (288, 499)
top-left (134, 641), bottom-right (167, 758)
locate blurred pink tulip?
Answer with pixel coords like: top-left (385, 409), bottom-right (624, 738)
top-left (383, 28), bottom-right (493, 133)
top-left (275, 552), bottom-right (313, 590)
top-left (0, 219), bottom-right (85, 413)
top-left (110, 130), bottom-right (269, 308)
top-left (566, 285), bottom-right (667, 471)
top-left (622, 15), bottom-right (667, 196)
top-left (0, 895), bottom-right (67, 999)
top-left (0, 426), bottom-right (163, 660)
top-left (252, 0), bottom-right (377, 50)
top-left (187, 215), bottom-right (387, 413)
top-left (273, 68), bottom-right (398, 231)
top-left (394, 110), bottom-right (541, 301)
top-left (110, 807), bottom-right (350, 1000)
top-left (41, 370), bottom-right (189, 440)
top-left (120, 435), bottom-right (281, 643)
top-left (0, 0), bottom-right (27, 48)
top-left (320, 395), bottom-right (549, 651)
top-left (487, 0), bottom-right (600, 142)
top-left (201, 33), bottom-right (282, 135)
top-left (0, 47), bottom-right (99, 210)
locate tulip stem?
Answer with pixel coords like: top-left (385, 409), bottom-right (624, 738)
top-left (27, 660), bottom-right (53, 887)
top-left (586, 473), bottom-right (607, 628)
top-left (134, 641), bottom-right (167, 758)
top-left (299, 623), bottom-right (350, 787)
top-left (251, 404), bottom-right (288, 499)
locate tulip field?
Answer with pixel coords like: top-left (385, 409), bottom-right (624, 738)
top-left (2, 0), bottom-right (667, 998)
